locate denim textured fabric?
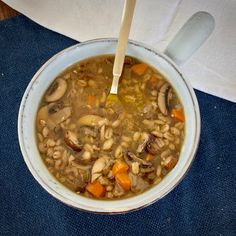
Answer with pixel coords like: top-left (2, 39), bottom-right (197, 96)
top-left (0, 16), bottom-right (235, 236)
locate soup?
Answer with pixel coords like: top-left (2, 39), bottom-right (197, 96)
top-left (36, 55), bottom-right (185, 199)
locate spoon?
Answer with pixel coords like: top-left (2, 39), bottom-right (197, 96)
top-left (107, 0), bottom-right (136, 103)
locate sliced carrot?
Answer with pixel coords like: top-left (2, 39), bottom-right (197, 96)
top-left (115, 173), bottom-right (131, 191)
top-left (171, 108), bottom-right (185, 122)
top-left (146, 153), bottom-right (153, 161)
top-left (86, 180), bottom-right (106, 198)
top-left (131, 63), bottom-right (148, 76)
top-left (86, 95), bottom-right (96, 107)
top-left (112, 160), bottom-right (129, 176)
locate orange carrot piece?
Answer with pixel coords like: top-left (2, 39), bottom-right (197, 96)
top-left (171, 108), bottom-right (185, 122)
top-left (115, 173), bottom-right (131, 191)
top-left (131, 63), bottom-right (148, 76)
top-left (146, 153), bottom-right (153, 161)
top-left (112, 160), bottom-right (129, 176)
top-left (86, 95), bottom-right (96, 107)
top-left (86, 181), bottom-right (106, 198)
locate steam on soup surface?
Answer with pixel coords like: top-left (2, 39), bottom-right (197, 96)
top-left (36, 55), bottom-right (185, 199)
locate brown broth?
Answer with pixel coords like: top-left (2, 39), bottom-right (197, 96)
top-left (36, 55), bottom-right (185, 199)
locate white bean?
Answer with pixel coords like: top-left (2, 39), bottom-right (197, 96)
top-left (55, 160), bottom-right (62, 170)
top-left (133, 132), bottom-right (141, 141)
top-left (39, 119), bottom-right (46, 127)
top-left (42, 127), bottom-right (49, 138)
top-left (122, 136), bottom-right (132, 142)
top-left (156, 138), bottom-right (165, 148)
top-left (154, 120), bottom-right (165, 125)
top-left (88, 79), bottom-right (96, 87)
top-left (175, 137), bottom-right (180, 145)
top-left (163, 132), bottom-right (174, 141)
top-left (121, 141), bottom-right (129, 148)
top-left (47, 148), bottom-right (54, 158)
top-left (98, 118), bottom-right (109, 127)
top-left (112, 119), bottom-right (121, 128)
top-left (92, 145), bottom-right (100, 151)
top-left (46, 139), bottom-right (56, 147)
top-left (103, 138), bottom-right (114, 150)
top-left (161, 124), bottom-right (170, 133)
top-left (82, 151), bottom-right (91, 160)
top-left (115, 145), bottom-right (123, 159)
top-left (151, 130), bottom-right (163, 138)
top-left (151, 90), bottom-right (158, 96)
top-left (105, 127), bottom-right (113, 139)
top-left (170, 127), bottom-right (180, 136)
top-left (169, 143), bottom-right (175, 150)
top-left (38, 143), bottom-right (46, 153)
top-left (53, 151), bottom-right (61, 159)
top-left (131, 162), bottom-right (140, 175)
top-left (100, 125), bottom-right (105, 141)
top-left (37, 133), bottom-right (43, 142)
top-left (156, 165), bottom-right (162, 177)
top-left (84, 144), bottom-right (93, 153)
top-left (161, 150), bottom-right (171, 159)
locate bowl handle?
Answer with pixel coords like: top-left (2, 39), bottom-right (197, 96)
top-left (164, 12), bottom-right (215, 65)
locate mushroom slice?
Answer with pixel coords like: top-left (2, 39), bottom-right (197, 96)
top-left (71, 161), bottom-right (92, 170)
top-left (129, 173), bottom-right (149, 193)
top-left (140, 166), bottom-right (155, 173)
top-left (77, 115), bottom-right (108, 127)
top-left (64, 130), bottom-right (83, 152)
top-left (158, 83), bottom-right (172, 115)
top-left (91, 157), bottom-right (107, 182)
top-left (37, 103), bottom-right (71, 131)
top-left (36, 103), bottom-right (60, 131)
top-left (123, 153), bottom-right (133, 167)
top-left (45, 78), bottom-right (67, 102)
top-left (66, 173), bottom-right (88, 192)
top-left (113, 182), bottom-right (125, 197)
top-left (50, 107), bottom-right (71, 125)
top-left (137, 132), bottom-right (150, 153)
top-left (163, 155), bottom-right (178, 170)
top-left (126, 151), bottom-right (152, 166)
top-left (146, 137), bottom-right (160, 155)
top-left (36, 105), bottom-right (49, 131)
top-left (81, 126), bottom-right (97, 138)
top-left (74, 177), bottom-right (87, 192)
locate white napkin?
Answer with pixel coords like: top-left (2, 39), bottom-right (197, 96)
top-left (4, 0), bottom-right (236, 102)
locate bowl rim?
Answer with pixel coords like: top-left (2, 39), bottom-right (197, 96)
top-left (18, 38), bottom-right (201, 214)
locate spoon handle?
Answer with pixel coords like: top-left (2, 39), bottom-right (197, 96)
top-left (113, 0), bottom-right (136, 78)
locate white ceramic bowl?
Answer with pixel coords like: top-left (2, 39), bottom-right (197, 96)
top-left (18, 39), bottom-right (200, 213)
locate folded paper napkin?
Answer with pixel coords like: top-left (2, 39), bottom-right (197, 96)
top-left (4, 0), bottom-right (236, 102)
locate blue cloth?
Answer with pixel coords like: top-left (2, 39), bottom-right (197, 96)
top-left (0, 16), bottom-right (235, 236)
